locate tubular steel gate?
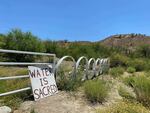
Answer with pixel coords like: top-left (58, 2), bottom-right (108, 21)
top-left (0, 49), bottom-right (109, 97)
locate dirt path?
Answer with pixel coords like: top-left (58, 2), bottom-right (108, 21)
top-left (14, 91), bottom-right (95, 113)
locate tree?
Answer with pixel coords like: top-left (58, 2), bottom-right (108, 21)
top-left (3, 29), bottom-right (45, 61)
top-left (0, 34), bottom-right (5, 48)
top-left (44, 40), bottom-right (57, 53)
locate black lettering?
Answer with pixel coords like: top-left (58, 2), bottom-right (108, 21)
top-left (50, 85), bottom-right (57, 94)
top-left (41, 69), bottom-right (45, 77)
top-left (39, 88), bottom-right (44, 98)
top-left (45, 69), bottom-right (50, 76)
top-left (43, 77), bottom-right (48, 85)
top-left (47, 85), bottom-right (52, 95)
top-left (40, 78), bottom-right (44, 86)
top-left (34, 89), bottom-right (40, 99)
top-left (37, 70), bottom-right (41, 77)
top-left (42, 86), bottom-right (49, 96)
top-left (29, 70), bottom-right (36, 78)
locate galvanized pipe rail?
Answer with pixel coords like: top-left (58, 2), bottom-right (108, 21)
top-left (0, 75), bottom-right (29, 80)
top-left (0, 87), bottom-right (31, 97)
top-left (0, 49), bottom-right (55, 56)
top-left (0, 62), bottom-right (52, 66)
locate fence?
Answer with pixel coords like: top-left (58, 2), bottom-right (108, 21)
top-left (0, 49), bottom-right (109, 97)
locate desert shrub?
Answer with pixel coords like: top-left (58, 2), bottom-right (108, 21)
top-left (118, 86), bottom-right (135, 100)
top-left (136, 44), bottom-right (150, 58)
top-left (56, 69), bottom-right (82, 91)
top-left (127, 59), bottom-right (146, 71)
top-left (57, 77), bottom-right (81, 91)
top-left (133, 76), bottom-right (150, 107)
top-left (145, 71), bottom-right (150, 77)
top-left (84, 79), bottom-right (108, 103)
top-left (100, 63), bottom-right (110, 74)
top-left (127, 67), bottom-right (136, 73)
top-left (110, 54), bottom-right (128, 67)
top-left (144, 59), bottom-right (150, 71)
top-left (97, 100), bottom-right (150, 113)
top-left (109, 67), bottom-right (124, 78)
top-left (124, 76), bottom-right (150, 107)
top-left (123, 76), bottom-right (135, 87)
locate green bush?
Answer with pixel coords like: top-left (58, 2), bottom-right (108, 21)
top-left (123, 76), bottom-right (135, 87)
top-left (0, 34), bottom-right (5, 48)
top-left (110, 54), bottom-right (128, 67)
top-left (144, 59), bottom-right (150, 71)
top-left (136, 44), bottom-right (150, 58)
top-left (145, 71), bottom-right (150, 77)
top-left (127, 59), bottom-right (146, 71)
top-left (124, 76), bottom-right (150, 107)
top-left (56, 69), bottom-right (82, 91)
top-left (97, 100), bottom-right (150, 113)
top-left (84, 79), bottom-right (108, 103)
top-left (44, 40), bottom-right (58, 53)
top-left (109, 67), bottom-right (124, 78)
top-left (3, 29), bottom-right (45, 62)
top-left (127, 67), bottom-right (136, 73)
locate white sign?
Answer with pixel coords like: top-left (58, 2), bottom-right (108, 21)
top-left (28, 65), bottom-right (58, 101)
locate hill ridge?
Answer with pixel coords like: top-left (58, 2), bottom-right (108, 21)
top-left (100, 33), bottom-right (150, 47)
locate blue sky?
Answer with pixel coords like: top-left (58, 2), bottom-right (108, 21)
top-left (0, 0), bottom-right (150, 41)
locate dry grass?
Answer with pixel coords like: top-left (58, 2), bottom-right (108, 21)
top-left (97, 100), bottom-right (150, 113)
top-left (0, 66), bottom-right (31, 109)
top-left (0, 66), bottom-right (28, 77)
top-left (118, 86), bottom-right (135, 100)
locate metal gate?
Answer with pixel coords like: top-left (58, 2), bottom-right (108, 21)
top-left (0, 49), bottom-right (109, 97)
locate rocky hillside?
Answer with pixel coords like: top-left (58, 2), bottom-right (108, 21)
top-left (100, 34), bottom-right (150, 48)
